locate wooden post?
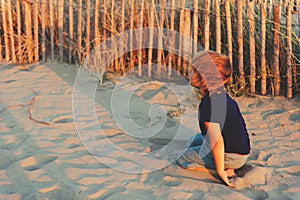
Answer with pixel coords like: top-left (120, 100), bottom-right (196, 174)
top-left (269, 0), bottom-right (273, 16)
top-left (157, 0), bottom-right (166, 69)
top-left (298, 0), bottom-right (300, 37)
top-left (102, 0), bottom-right (107, 75)
top-left (237, 0), bottom-right (245, 89)
top-left (69, 0), bottom-right (74, 63)
top-left (273, 4), bottom-right (281, 96)
top-left (193, 0), bottom-right (199, 55)
top-left (215, 0), bottom-right (221, 53)
top-left (138, 0), bottom-right (144, 76)
top-left (94, 0), bottom-right (101, 73)
top-left (16, 0), bottom-right (21, 62)
top-left (225, 0), bottom-right (232, 66)
top-left (33, 0), bottom-right (39, 62)
top-left (49, 0), bottom-right (55, 61)
top-left (0, 37), bottom-right (2, 61)
top-left (261, 3), bottom-right (267, 95)
top-left (129, 0), bottom-right (135, 70)
top-left (181, 9), bottom-right (191, 77)
top-left (7, 0), bottom-right (16, 62)
top-left (95, 0), bottom-right (100, 48)
top-left (42, 0), bottom-right (46, 62)
top-left (1, 0), bottom-right (10, 62)
top-left (287, 4), bottom-right (293, 98)
top-left (248, 0), bottom-right (256, 95)
top-left (111, 0), bottom-right (119, 72)
top-left (120, 0), bottom-right (125, 74)
top-left (204, 0), bottom-right (210, 50)
top-left (148, 0), bottom-right (155, 77)
top-left (77, 0), bottom-right (82, 62)
top-left (178, 0), bottom-right (186, 74)
top-left (86, 0), bottom-right (91, 55)
top-left (167, 0), bottom-right (176, 78)
top-left (103, 0), bottom-right (107, 40)
top-left (58, 0), bottom-right (64, 62)
top-left (24, 1), bottom-right (34, 63)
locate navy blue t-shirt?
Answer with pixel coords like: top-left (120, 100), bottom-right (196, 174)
top-left (199, 92), bottom-right (250, 155)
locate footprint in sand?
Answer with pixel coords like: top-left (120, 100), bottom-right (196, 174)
top-left (289, 111), bottom-right (300, 123)
top-left (241, 188), bottom-right (269, 200)
top-left (3, 79), bottom-right (16, 84)
top-left (231, 165), bottom-right (273, 190)
top-left (261, 109), bottom-right (286, 120)
top-left (162, 176), bottom-right (182, 187)
top-left (20, 155), bottom-right (58, 171)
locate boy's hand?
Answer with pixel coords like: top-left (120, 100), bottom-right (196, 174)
top-left (219, 170), bottom-right (234, 188)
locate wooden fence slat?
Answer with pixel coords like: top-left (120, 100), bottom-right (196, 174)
top-left (69, 0), bottom-right (73, 63)
top-left (42, 0), bottom-right (46, 62)
top-left (86, 0), bottom-right (91, 55)
top-left (237, 0), bottom-right (245, 89)
top-left (273, 4), bottom-right (281, 96)
top-left (24, 1), bottom-right (34, 63)
top-left (111, 0), bottom-right (119, 72)
top-left (58, 0), bottom-right (64, 62)
top-left (129, 0), bottom-right (135, 70)
top-left (0, 7), bottom-right (2, 61)
top-left (49, 0), bottom-right (55, 61)
top-left (261, 3), bottom-right (267, 95)
top-left (178, 0), bottom-right (186, 74)
top-left (148, 0), bottom-right (155, 77)
top-left (287, 4), bottom-right (293, 98)
top-left (7, 0), bottom-right (16, 62)
top-left (103, 0), bottom-right (107, 40)
top-left (95, 0), bottom-right (100, 47)
top-left (0, 37), bottom-right (2, 61)
top-left (225, 0), bottom-right (232, 66)
top-left (120, 0), bottom-right (125, 74)
top-left (16, 0), bottom-right (21, 62)
top-left (248, 0), bottom-right (256, 95)
top-left (138, 0), bottom-right (144, 76)
top-left (215, 0), bottom-right (221, 53)
top-left (183, 9), bottom-right (191, 76)
top-left (77, 0), bottom-right (82, 62)
top-left (93, 0), bottom-right (101, 74)
top-left (298, 0), bottom-right (300, 37)
top-left (193, 0), bottom-right (198, 55)
top-left (34, 0), bottom-right (39, 62)
top-left (204, 0), bottom-right (210, 50)
top-left (167, 0), bottom-right (176, 78)
top-left (1, 0), bottom-right (10, 62)
top-left (157, 0), bottom-right (166, 69)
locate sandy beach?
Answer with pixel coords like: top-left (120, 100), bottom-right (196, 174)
top-left (0, 63), bottom-right (299, 200)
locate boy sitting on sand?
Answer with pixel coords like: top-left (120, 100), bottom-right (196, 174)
top-left (176, 51), bottom-right (250, 187)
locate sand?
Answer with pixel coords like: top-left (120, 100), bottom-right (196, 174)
top-left (0, 63), bottom-right (299, 200)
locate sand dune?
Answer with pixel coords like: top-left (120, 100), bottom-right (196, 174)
top-left (0, 63), bottom-right (299, 199)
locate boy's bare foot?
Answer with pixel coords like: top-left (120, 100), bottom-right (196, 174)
top-left (225, 168), bottom-right (236, 178)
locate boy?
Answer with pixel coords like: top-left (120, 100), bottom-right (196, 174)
top-left (177, 51), bottom-right (250, 187)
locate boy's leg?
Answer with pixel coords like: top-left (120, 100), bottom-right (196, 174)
top-left (224, 153), bottom-right (248, 169)
top-left (177, 146), bottom-right (215, 169)
top-left (187, 133), bottom-right (205, 147)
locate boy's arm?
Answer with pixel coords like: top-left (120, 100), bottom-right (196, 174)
top-left (204, 122), bottom-right (234, 187)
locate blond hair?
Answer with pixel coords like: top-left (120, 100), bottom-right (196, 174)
top-left (190, 51), bottom-right (232, 96)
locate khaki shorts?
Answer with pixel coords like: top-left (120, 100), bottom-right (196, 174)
top-left (178, 134), bottom-right (249, 170)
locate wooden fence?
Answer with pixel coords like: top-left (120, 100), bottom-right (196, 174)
top-left (0, 0), bottom-right (299, 98)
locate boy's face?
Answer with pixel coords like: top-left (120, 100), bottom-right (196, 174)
top-left (189, 68), bottom-right (203, 89)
